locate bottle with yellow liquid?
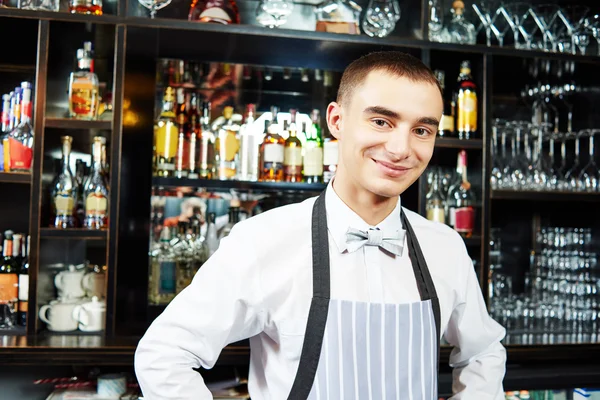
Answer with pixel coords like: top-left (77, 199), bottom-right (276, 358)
top-left (84, 136), bottom-right (109, 230)
top-left (214, 106), bottom-right (240, 180)
top-left (154, 87), bottom-right (179, 177)
top-left (68, 47), bottom-right (99, 120)
top-left (456, 60), bottom-right (477, 140)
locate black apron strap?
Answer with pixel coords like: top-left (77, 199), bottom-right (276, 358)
top-left (401, 210), bottom-right (442, 371)
top-left (287, 191), bottom-right (330, 400)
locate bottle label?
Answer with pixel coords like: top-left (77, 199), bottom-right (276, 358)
top-left (426, 207), bottom-right (445, 224)
top-left (0, 274), bottom-right (18, 303)
top-left (439, 114), bottom-right (454, 133)
top-left (159, 261), bottom-right (176, 294)
top-left (304, 146), bottom-right (324, 176)
top-left (8, 137), bottom-right (33, 171)
top-left (454, 206), bottom-right (474, 233)
top-left (218, 131), bottom-right (240, 162)
top-left (155, 122), bottom-right (179, 159)
top-left (264, 143), bottom-right (284, 163)
top-left (85, 193), bottom-right (108, 217)
top-left (175, 133), bottom-right (189, 174)
top-left (284, 147), bottom-right (302, 167)
top-left (54, 192), bottom-right (75, 216)
top-left (70, 87), bottom-right (95, 116)
top-left (18, 275), bottom-right (28, 301)
top-left (457, 91), bottom-right (477, 133)
top-left (323, 141), bottom-right (338, 165)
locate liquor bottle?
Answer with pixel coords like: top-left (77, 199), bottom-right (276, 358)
top-left (323, 128), bottom-right (338, 183)
top-left (175, 88), bottom-right (189, 179)
top-left (74, 160), bottom-right (87, 225)
top-left (304, 109), bottom-right (324, 183)
top-left (0, 232), bottom-right (18, 327)
top-left (426, 172), bottom-right (446, 223)
top-left (18, 235), bottom-right (29, 327)
top-left (100, 136), bottom-right (109, 179)
top-left (315, 0), bottom-right (362, 34)
top-left (7, 82), bottom-right (34, 173)
top-left (218, 199), bottom-right (241, 240)
top-left (238, 104), bottom-right (259, 182)
top-left (69, 0), bottom-right (102, 15)
top-left (188, 0), bottom-right (240, 24)
top-left (11, 87), bottom-right (22, 129)
top-left (0, 94), bottom-right (10, 172)
top-left (187, 93), bottom-right (200, 179)
top-left (148, 227), bottom-right (176, 305)
top-left (260, 110), bottom-right (285, 182)
top-left (155, 87), bottom-right (179, 177)
top-left (434, 70), bottom-right (455, 138)
top-left (198, 101), bottom-right (215, 179)
top-left (68, 47), bottom-right (99, 120)
top-left (444, 0), bottom-right (476, 45)
top-left (456, 60), bottom-right (477, 140)
top-left (51, 136), bottom-right (77, 229)
top-left (205, 213), bottom-right (219, 257)
top-left (284, 109), bottom-right (303, 182)
top-left (214, 106), bottom-right (240, 180)
top-left (447, 150), bottom-right (475, 237)
top-left (84, 136), bottom-right (109, 229)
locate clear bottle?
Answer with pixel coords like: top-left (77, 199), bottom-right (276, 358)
top-left (154, 87), bottom-right (179, 177)
top-left (148, 227), bottom-right (176, 305)
top-left (314, 0), bottom-right (362, 34)
top-left (260, 108), bottom-right (285, 182)
top-left (284, 109), bottom-right (303, 182)
top-left (304, 110), bottom-right (324, 184)
top-left (74, 160), bottom-right (87, 226)
top-left (434, 70), bottom-right (455, 138)
top-left (187, 93), bottom-right (200, 179)
top-left (425, 171), bottom-right (446, 224)
top-left (218, 199), bottom-right (241, 240)
top-left (7, 82), bottom-right (34, 173)
top-left (456, 60), bottom-right (478, 140)
top-left (444, 0), bottom-right (476, 45)
top-left (51, 135), bottom-right (77, 229)
top-left (174, 88), bottom-right (189, 179)
top-left (188, 0), bottom-right (240, 24)
top-left (238, 104), bottom-right (259, 182)
top-left (68, 47), bottom-right (99, 120)
top-left (84, 136), bottom-right (109, 230)
top-left (198, 101), bottom-right (215, 179)
top-left (205, 213), bottom-right (219, 257)
top-left (428, 0), bottom-right (447, 42)
top-left (323, 128), bottom-right (338, 183)
top-left (447, 150), bottom-right (475, 237)
top-left (214, 106), bottom-right (240, 180)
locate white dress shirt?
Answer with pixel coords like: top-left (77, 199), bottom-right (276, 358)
top-left (135, 183), bottom-right (507, 399)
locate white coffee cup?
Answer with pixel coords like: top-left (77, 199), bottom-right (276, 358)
top-left (73, 296), bottom-right (106, 332)
top-left (39, 299), bottom-right (80, 332)
top-left (54, 265), bottom-right (86, 300)
top-left (82, 271), bottom-right (105, 299)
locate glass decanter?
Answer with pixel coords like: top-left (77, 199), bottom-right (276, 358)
top-left (444, 0), bottom-right (476, 44)
top-left (315, 0), bottom-right (362, 35)
top-left (361, 0), bottom-right (401, 38)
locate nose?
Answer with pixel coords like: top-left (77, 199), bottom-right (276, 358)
top-left (384, 125), bottom-right (412, 161)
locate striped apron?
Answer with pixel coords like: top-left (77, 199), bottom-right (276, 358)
top-left (287, 189), bottom-right (442, 399)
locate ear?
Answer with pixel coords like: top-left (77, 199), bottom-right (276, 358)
top-left (326, 101), bottom-right (343, 140)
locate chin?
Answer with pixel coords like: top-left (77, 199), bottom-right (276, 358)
top-left (365, 177), bottom-right (411, 198)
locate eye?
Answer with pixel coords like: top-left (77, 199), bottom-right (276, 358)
top-left (414, 128), bottom-right (433, 137)
top-left (372, 118), bottom-right (391, 128)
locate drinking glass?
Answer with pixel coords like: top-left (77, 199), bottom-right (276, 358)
top-left (138, 0), bottom-right (171, 18)
top-left (362, 0), bottom-right (401, 38)
top-left (531, 4), bottom-right (560, 52)
top-left (558, 5), bottom-right (590, 55)
top-left (472, 0), bottom-right (497, 46)
top-left (520, 7), bottom-right (541, 49)
top-left (491, 119), bottom-right (507, 189)
top-left (491, 5), bottom-right (512, 47)
top-left (578, 129), bottom-right (600, 192)
top-left (503, 3), bottom-right (531, 49)
top-left (18, 0), bottom-right (59, 10)
top-left (564, 131), bottom-right (582, 191)
top-left (256, 0), bottom-right (294, 28)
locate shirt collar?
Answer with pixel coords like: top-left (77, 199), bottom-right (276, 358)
top-left (324, 180), bottom-right (403, 253)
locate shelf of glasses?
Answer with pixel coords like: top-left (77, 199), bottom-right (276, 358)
top-left (491, 190), bottom-right (600, 202)
top-left (39, 228), bottom-right (108, 240)
top-left (45, 117), bottom-right (111, 130)
top-left (152, 176), bottom-right (327, 193)
top-left (0, 7), bottom-right (120, 24)
top-left (435, 138), bottom-right (483, 149)
top-left (0, 172), bottom-right (31, 184)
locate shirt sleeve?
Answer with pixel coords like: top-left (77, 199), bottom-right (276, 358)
top-left (445, 245), bottom-right (507, 399)
top-left (134, 224), bottom-right (266, 399)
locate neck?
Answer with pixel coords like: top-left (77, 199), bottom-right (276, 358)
top-left (331, 171), bottom-right (399, 226)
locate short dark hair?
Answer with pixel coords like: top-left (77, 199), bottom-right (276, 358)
top-left (337, 51), bottom-right (442, 105)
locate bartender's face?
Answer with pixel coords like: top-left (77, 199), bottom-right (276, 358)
top-left (327, 70), bottom-right (443, 198)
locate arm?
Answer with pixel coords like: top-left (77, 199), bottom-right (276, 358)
top-left (445, 248), bottom-right (507, 400)
top-left (134, 224), bottom-right (265, 399)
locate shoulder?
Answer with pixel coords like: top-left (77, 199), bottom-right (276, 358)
top-left (402, 207), bottom-right (466, 250)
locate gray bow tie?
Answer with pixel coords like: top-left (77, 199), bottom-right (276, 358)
top-left (345, 227), bottom-right (406, 256)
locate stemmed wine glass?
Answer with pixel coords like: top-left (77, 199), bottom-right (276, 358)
top-left (491, 119), bottom-right (507, 189)
top-left (256, 0), bottom-right (295, 28)
top-left (531, 4), bottom-right (560, 52)
top-left (564, 131), bottom-right (582, 191)
top-left (138, 0), bottom-right (171, 18)
top-left (503, 3), bottom-right (532, 49)
top-left (362, 0), bottom-right (401, 38)
top-left (578, 129), bottom-right (599, 192)
top-left (492, 6), bottom-right (512, 47)
top-left (558, 5), bottom-right (590, 55)
top-left (472, 0), bottom-right (498, 46)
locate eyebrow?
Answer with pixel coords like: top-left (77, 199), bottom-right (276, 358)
top-left (363, 106), bottom-right (440, 127)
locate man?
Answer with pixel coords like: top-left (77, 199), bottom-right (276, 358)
top-left (135, 51), bottom-right (507, 399)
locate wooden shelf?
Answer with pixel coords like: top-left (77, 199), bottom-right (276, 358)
top-left (45, 117), bottom-right (111, 130)
top-left (435, 138), bottom-right (483, 149)
top-left (0, 172), bottom-right (31, 184)
top-left (491, 190), bottom-right (600, 202)
top-left (463, 235), bottom-right (482, 246)
top-left (39, 228), bottom-right (108, 240)
top-left (0, 63), bottom-right (36, 73)
top-left (152, 176), bottom-right (327, 193)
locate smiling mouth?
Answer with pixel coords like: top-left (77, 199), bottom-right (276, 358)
top-left (372, 159), bottom-right (411, 172)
